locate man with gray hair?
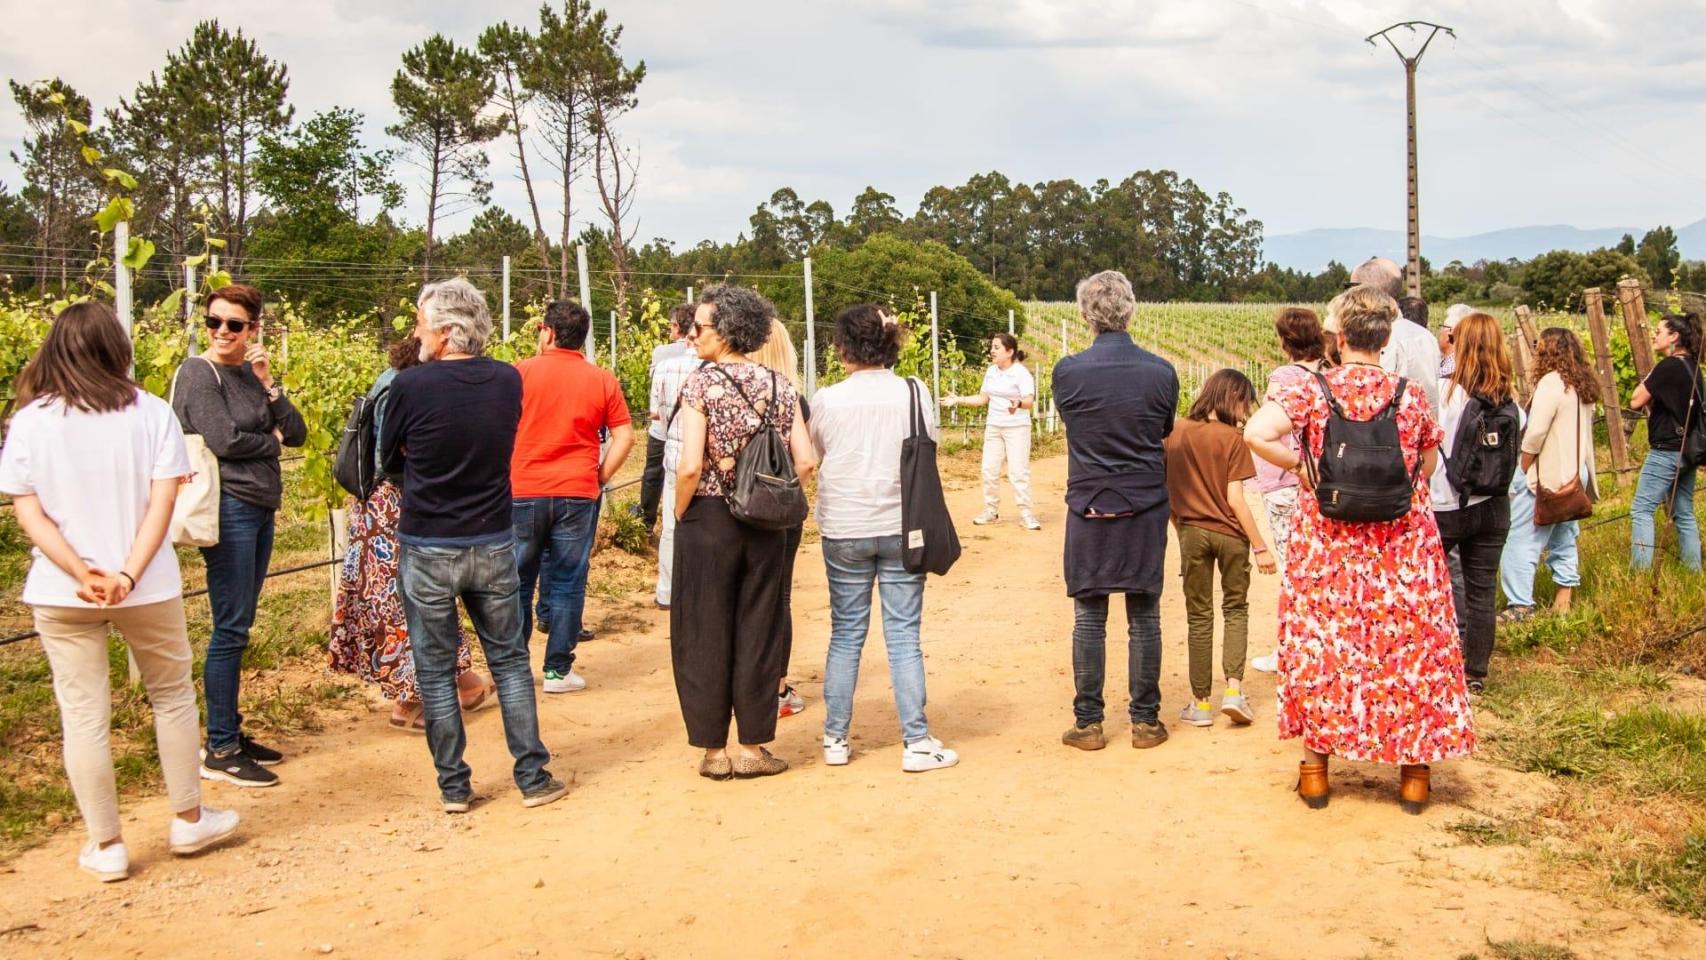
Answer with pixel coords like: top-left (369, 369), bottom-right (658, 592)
top-left (1351, 257), bottom-right (1441, 413)
top-left (1052, 269), bottom-right (1179, 752)
top-left (381, 277), bottom-right (566, 812)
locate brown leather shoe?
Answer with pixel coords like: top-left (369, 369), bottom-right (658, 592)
top-left (1297, 761), bottom-right (1329, 809)
top-left (1061, 722), bottom-right (1107, 751)
top-left (1399, 764), bottom-right (1430, 815)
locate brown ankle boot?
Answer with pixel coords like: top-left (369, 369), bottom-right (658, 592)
top-left (1399, 764), bottom-right (1430, 815)
top-left (1297, 761), bottom-right (1329, 809)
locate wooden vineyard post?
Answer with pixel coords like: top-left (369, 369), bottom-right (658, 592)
top-left (1583, 288), bottom-right (1631, 478)
top-left (1510, 333), bottom-right (1533, 404)
top-left (1513, 304), bottom-right (1540, 351)
top-left (1616, 278), bottom-right (1655, 380)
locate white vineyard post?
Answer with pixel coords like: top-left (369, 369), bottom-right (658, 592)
top-left (609, 311), bottom-right (617, 370)
top-left (502, 255), bottom-right (512, 339)
top-left (802, 256), bottom-right (816, 398)
top-left (117, 220), bottom-right (140, 686)
top-left (929, 291), bottom-right (940, 404)
top-left (184, 263), bottom-right (199, 357)
top-left (1008, 308), bottom-right (1015, 336)
top-left (576, 244), bottom-right (594, 364)
top-left (687, 286), bottom-right (693, 304)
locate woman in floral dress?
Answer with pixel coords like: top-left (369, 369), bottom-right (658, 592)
top-left (1244, 284), bottom-right (1476, 814)
top-left (329, 338), bottom-right (491, 730)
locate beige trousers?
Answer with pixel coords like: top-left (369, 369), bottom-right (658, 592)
top-left (981, 423), bottom-right (1034, 512)
top-left (34, 597), bottom-right (202, 842)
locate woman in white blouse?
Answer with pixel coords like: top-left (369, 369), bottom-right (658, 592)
top-left (0, 303), bottom-right (240, 882)
top-left (943, 333), bottom-right (1039, 530)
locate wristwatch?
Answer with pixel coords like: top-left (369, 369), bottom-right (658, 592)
top-left (265, 383), bottom-right (283, 402)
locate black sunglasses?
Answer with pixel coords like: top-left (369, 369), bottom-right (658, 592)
top-left (205, 315), bottom-right (253, 334)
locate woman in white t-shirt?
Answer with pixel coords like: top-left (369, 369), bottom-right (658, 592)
top-left (0, 303), bottom-right (240, 883)
top-left (942, 333), bottom-right (1039, 530)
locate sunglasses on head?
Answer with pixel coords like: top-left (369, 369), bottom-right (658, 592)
top-left (205, 315), bottom-right (253, 334)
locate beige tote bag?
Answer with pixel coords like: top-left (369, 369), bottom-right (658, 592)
top-left (168, 357), bottom-right (222, 547)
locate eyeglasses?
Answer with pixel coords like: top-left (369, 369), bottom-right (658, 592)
top-left (205, 315), bottom-right (252, 334)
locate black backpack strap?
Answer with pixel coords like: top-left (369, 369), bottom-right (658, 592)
top-left (1374, 377), bottom-right (1408, 421)
top-left (1309, 369), bottom-right (1347, 419)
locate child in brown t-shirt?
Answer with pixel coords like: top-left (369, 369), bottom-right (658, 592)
top-left (1163, 370), bottom-right (1275, 729)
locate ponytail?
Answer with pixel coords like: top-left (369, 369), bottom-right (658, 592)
top-left (1662, 312), bottom-right (1702, 360)
top-left (992, 332), bottom-right (1026, 364)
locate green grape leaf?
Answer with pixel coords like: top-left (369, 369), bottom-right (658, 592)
top-left (120, 237), bottom-right (155, 271)
top-left (92, 197), bottom-right (133, 233)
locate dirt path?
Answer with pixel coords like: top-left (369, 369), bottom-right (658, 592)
top-left (1, 454), bottom-right (1699, 959)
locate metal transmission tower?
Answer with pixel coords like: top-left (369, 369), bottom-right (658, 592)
top-left (1367, 21), bottom-right (1454, 298)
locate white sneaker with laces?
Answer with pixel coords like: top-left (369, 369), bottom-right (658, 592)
top-left (823, 735), bottom-right (851, 766)
top-left (1020, 512), bottom-right (1042, 531)
top-left (169, 806), bottom-right (240, 856)
top-left (1251, 653), bottom-right (1279, 673)
top-left (972, 509), bottom-right (1000, 525)
top-left (78, 840), bottom-right (129, 882)
top-left (901, 735), bottom-right (960, 772)
top-left (543, 669), bottom-right (587, 693)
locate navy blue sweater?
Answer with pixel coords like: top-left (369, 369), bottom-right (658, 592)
top-left (379, 357), bottom-right (521, 543)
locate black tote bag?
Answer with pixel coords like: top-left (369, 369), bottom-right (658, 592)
top-left (900, 378), bottom-right (962, 575)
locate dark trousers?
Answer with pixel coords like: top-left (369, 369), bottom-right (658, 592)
top-left (639, 435), bottom-right (667, 528)
top-left (1071, 592), bottom-right (1162, 726)
top-left (199, 495), bottom-right (276, 753)
top-left (1435, 497), bottom-right (1511, 682)
top-left (669, 497), bottom-right (788, 748)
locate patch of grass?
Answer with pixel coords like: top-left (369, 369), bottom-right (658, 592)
top-left (605, 496), bottom-right (652, 555)
top-left (1611, 832), bottom-right (1706, 920)
top-left (1486, 940), bottom-right (1576, 960)
top-left (1448, 815), bottom-right (1534, 848)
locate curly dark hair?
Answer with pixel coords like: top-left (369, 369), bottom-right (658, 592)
top-left (668, 302), bottom-right (696, 337)
top-left (833, 304), bottom-right (904, 368)
top-left (698, 285), bottom-right (775, 355)
top-left (388, 335), bottom-right (423, 372)
top-left (1533, 328), bottom-right (1599, 405)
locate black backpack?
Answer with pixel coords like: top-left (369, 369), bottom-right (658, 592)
top-left (716, 366), bottom-right (810, 531)
top-left (1681, 360), bottom-right (1706, 473)
top-left (1307, 370), bottom-right (1420, 523)
top-left (333, 385), bottom-right (388, 501)
top-left (1444, 389), bottom-right (1522, 506)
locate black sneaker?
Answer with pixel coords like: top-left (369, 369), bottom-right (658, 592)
top-left (578, 627), bottom-right (594, 642)
top-left (239, 734), bottom-right (283, 766)
top-left (200, 746), bottom-right (279, 788)
top-left (521, 777), bottom-right (569, 808)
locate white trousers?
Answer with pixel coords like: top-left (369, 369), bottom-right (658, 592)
top-left (656, 461), bottom-right (677, 605)
top-left (981, 423), bottom-right (1034, 512)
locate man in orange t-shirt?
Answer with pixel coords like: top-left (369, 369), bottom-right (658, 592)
top-left (512, 300), bottom-right (634, 693)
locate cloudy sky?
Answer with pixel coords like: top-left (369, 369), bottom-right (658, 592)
top-left (2, 0), bottom-right (1703, 251)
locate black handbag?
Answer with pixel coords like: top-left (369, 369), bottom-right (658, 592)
top-left (716, 365), bottom-right (809, 531)
top-left (1681, 362), bottom-right (1706, 473)
top-left (900, 378), bottom-right (962, 575)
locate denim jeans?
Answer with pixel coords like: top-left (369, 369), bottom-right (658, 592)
top-left (821, 535), bottom-right (930, 743)
top-left (1071, 592), bottom-right (1162, 726)
top-left (1436, 497), bottom-right (1511, 681)
top-left (1631, 449), bottom-right (1701, 572)
top-left (397, 538), bottom-right (553, 800)
top-left (1500, 469), bottom-right (1583, 608)
top-left (512, 497), bottom-right (599, 674)
top-left (198, 495), bottom-right (276, 753)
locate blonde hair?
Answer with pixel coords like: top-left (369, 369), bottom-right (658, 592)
top-left (1328, 284), bottom-right (1399, 353)
top-left (750, 317), bottom-right (800, 388)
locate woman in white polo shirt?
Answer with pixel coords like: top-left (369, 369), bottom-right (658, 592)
top-left (943, 332), bottom-right (1039, 530)
top-left (0, 303), bottom-right (240, 882)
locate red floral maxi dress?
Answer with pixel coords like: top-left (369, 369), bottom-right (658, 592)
top-left (1272, 365), bottom-right (1476, 765)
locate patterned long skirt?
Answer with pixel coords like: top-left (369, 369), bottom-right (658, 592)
top-left (328, 480), bottom-right (471, 701)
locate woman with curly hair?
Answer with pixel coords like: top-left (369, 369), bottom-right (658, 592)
top-left (1498, 328), bottom-right (1600, 622)
top-left (328, 337), bottom-right (492, 730)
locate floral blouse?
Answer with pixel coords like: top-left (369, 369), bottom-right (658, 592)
top-left (680, 362), bottom-right (798, 498)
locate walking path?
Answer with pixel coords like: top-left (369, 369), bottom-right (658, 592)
top-left (1, 455), bottom-right (1698, 959)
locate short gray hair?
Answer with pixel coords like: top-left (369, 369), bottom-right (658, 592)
top-left (417, 278), bottom-right (493, 356)
top-left (1076, 270), bottom-right (1136, 333)
top-left (1350, 257), bottom-right (1405, 300)
top-left (1329, 284), bottom-right (1398, 353)
top-left (699, 284), bottom-right (776, 355)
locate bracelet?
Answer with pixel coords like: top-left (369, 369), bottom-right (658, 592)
top-left (1253, 546), bottom-right (1269, 555)
top-left (117, 571), bottom-right (136, 589)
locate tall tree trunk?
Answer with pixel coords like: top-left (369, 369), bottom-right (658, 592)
top-left (499, 70), bottom-right (554, 298)
top-left (423, 136), bottom-right (442, 282)
top-left (557, 108), bottom-right (576, 298)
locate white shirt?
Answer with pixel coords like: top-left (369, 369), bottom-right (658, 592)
top-left (809, 369), bottom-right (938, 540)
top-left (1381, 319), bottom-right (1443, 415)
top-left (655, 350), bottom-right (705, 474)
top-left (647, 339), bottom-right (694, 440)
top-left (980, 362), bottom-right (1035, 428)
top-left (0, 391), bottom-right (191, 607)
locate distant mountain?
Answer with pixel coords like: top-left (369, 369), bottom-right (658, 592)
top-left (1264, 218), bottom-right (1706, 273)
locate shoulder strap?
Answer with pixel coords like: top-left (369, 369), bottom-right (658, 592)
top-left (169, 355), bottom-right (222, 405)
top-left (907, 377), bottom-right (928, 440)
top-left (1309, 369), bottom-right (1347, 419)
top-left (713, 363), bottom-right (779, 438)
top-left (1373, 377), bottom-right (1408, 421)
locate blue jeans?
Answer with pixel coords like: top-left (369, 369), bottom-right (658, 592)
top-left (1631, 449), bottom-right (1701, 572)
top-left (821, 536), bottom-right (930, 743)
top-left (512, 497), bottom-right (599, 674)
top-left (397, 538), bottom-right (553, 800)
top-left (199, 495), bottom-right (276, 753)
top-left (1500, 470), bottom-right (1583, 608)
top-left (1072, 592), bottom-right (1162, 726)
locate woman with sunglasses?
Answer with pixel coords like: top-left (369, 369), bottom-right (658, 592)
top-left (171, 284), bottom-right (307, 788)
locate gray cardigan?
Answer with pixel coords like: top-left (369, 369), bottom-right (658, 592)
top-left (171, 357), bottom-right (307, 511)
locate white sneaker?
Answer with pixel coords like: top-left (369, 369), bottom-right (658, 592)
top-left (823, 735), bottom-right (851, 766)
top-left (1020, 512), bottom-right (1042, 531)
top-left (972, 509), bottom-right (1000, 525)
top-left (542, 669), bottom-right (586, 693)
top-left (169, 806), bottom-right (240, 856)
top-left (901, 735), bottom-right (960, 772)
top-left (78, 840), bottom-right (129, 882)
top-left (1251, 653), bottom-right (1279, 673)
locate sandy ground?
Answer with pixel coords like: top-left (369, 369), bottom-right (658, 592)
top-left (1, 454), bottom-right (1701, 960)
